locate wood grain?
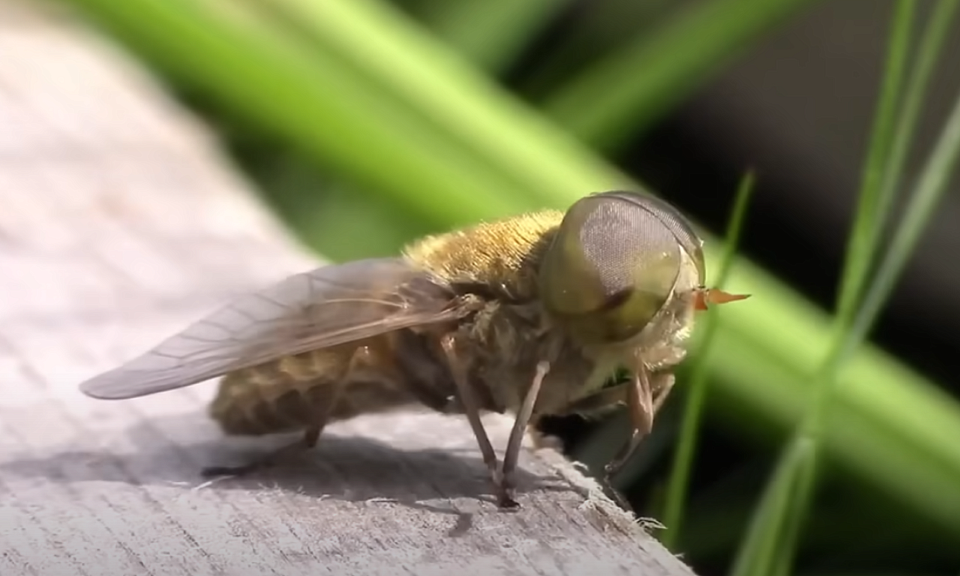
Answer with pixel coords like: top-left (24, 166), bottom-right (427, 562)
top-left (0, 2), bottom-right (698, 574)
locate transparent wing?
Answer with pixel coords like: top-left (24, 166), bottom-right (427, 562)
top-left (79, 257), bottom-right (470, 400)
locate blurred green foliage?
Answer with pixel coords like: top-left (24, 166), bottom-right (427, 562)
top-left (62, 0), bottom-right (960, 574)
top-left (663, 171), bottom-right (756, 550)
top-left (733, 3), bottom-right (960, 575)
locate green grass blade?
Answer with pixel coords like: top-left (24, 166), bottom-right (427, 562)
top-left (661, 172), bottom-right (756, 550)
top-left (412, 0), bottom-right (567, 72)
top-left (541, 0), bottom-right (823, 150)
top-left (236, 0), bottom-right (569, 256)
top-left (831, 0), bottom-right (915, 337)
top-left (729, 437), bottom-right (818, 576)
top-left (847, 60), bottom-right (960, 360)
top-left (855, 0), bottom-right (960, 315)
top-left (246, 0), bottom-right (629, 206)
top-left (837, 0), bottom-right (960, 365)
top-left (806, 0), bottom-right (928, 437)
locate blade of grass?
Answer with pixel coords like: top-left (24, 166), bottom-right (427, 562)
top-left (704, 315), bottom-right (960, 533)
top-left (732, 72), bottom-right (960, 576)
top-left (412, 0), bottom-right (568, 72)
top-left (66, 0), bottom-right (960, 538)
top-left (850, 0), bottom-right (960, 326)
top-left (511, 0), bottom-right (679, 99)
top-left (731, 3), bottom-right (960, 575)
top-left (831, 0), bottom-right (916, 338)
top-left (728, 431), bottom-right (819, 576)
top-left (661, 172), bottom-right (756, 550)
top-left (675, 459), bottom-right (954, 560)
top-left (244, 0), bottom-right (630, 206)
top-left (236, 0), bottom-right (570, 256)
top-left (809, 0), bottom-right (944, 437)
top-left (847, 55), bottom-right (960, 361)
top-left (729, 437), bottom-right (818, 576)
top-left (835, 0), bottom-right (960, 367)
top-left (541, 0), bottom-right (823, 151)
top-left (800, 0), bottom-right (959, 450)
top-left (799, 0), bottom-right (958, 469)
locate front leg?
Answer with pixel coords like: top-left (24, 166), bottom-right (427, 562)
top-left (538, 372), bottom-right (674, 512)
top-left (439, 333), bottom-right (505, 506)
top-left (603, 370), bottom-right (677, 479)
top-left (498, 360), bottom-right (551, 508)
top-left (542, 370), bottom-right (677, 477)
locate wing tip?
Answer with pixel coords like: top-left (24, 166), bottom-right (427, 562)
top-left (78, 374), bottom-right (136, 400)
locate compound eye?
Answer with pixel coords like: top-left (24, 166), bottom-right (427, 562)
top-left (539, 191), bottom-right (705, 342)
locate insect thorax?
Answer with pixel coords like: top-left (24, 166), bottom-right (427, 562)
top-left (401, 209), bottom-right (563, 302)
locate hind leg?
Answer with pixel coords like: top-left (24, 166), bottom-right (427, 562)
top-left (202, 383), bottom-right (343, 478)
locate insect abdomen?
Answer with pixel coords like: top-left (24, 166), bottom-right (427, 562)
top-left (208, 330), bottom-right (456, 437)
top-left (208, 349), bottom-right (348, 436)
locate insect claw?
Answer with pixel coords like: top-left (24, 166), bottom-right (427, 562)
top-left (599, 474), bottom-right (634, 513)
top-left (495, 482), bottom-right (520, 510)
top-left (484, 466), bottom-right (520, 509)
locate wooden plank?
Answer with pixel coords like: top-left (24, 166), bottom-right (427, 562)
top-left (0, 2), bottom-right (698, 575)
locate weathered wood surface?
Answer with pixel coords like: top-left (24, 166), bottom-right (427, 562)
top-left (0, 2), bottom-right (698, 575)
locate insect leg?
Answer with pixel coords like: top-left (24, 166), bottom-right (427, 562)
top-left (527, 373), bottom-right (671, 510)
top-left (499, 360), bottom-right (550, 509)
top-left (650, 373), bottom-right (676, 414)
top-left (603, 366), bottom-right (655, 479)
top-left (599, 371), bottom-right (676, 484)
top-left (439, 333), bottom-right (502, 502)
top-left (201, 382), bottom-right (345, 478)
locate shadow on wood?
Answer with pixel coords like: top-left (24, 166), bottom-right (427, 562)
top-left (0, 407), bottom-right (565, 508)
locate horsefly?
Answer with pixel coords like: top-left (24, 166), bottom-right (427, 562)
top-left (79, 190), bottom-right (749, 508)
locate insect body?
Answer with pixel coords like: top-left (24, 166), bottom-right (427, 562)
top-left (79, 190), bottom-right (749, 508)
